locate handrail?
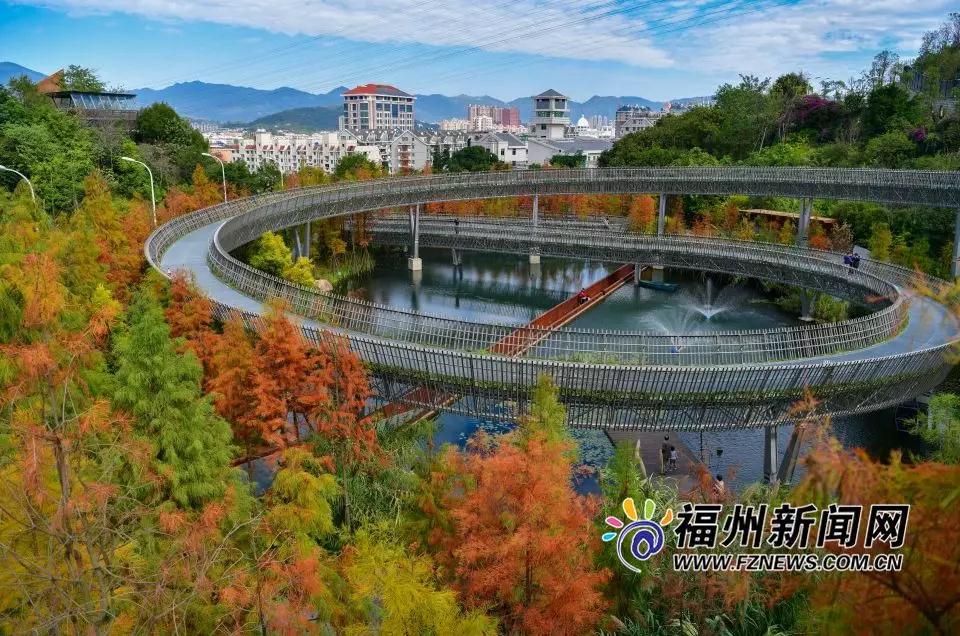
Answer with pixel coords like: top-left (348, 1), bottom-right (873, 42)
top-left (209, 213), bottom-right (911, 366)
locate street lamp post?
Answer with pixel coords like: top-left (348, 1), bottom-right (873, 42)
top-left (120, 156), bottom-right (156, 227)
top-left (201, 152), bottom-right (228, 203)
top-left (0, 165), bottom-right (35, 203)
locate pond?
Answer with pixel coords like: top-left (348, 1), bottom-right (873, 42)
top-left (337, 247), bottom-right (921, 492)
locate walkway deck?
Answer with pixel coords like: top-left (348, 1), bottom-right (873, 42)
top-left (606, 429), bottom-right (702, 494)
top-left (378, 263), bottom-right (637, 422)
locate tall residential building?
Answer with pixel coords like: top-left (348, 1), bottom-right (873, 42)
top-left (614, 105), bottom-right (664, 138)
top-left (530, 89), bottom-right (569, 140)
top-left (467, 104), bottom-right (521, 128)
top-left (341, 84), bottom-right (415, 131)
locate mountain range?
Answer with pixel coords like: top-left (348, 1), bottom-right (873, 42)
top-left (3, 61), bottom-right (712, 127)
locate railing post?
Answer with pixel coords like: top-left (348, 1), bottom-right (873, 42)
top-left (530, 194), bottom-right (540, 264)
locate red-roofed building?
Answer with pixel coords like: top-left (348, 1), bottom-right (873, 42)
top-left (341, 83), bottom-right (415, 131)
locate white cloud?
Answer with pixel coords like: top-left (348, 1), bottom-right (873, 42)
top-left (12, 0), bottom-right (954, 91)
top-left (16, 0), bottom-right (676, 67)
top-left (672, 0), bottom-right (953, 79)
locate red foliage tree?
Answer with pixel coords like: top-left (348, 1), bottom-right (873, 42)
top-left (165, 272), bottom-right (217, 373)
top-left (207, 317), bottom-right (260, 460)
top-left (248, 302), bottom-right (312, 447)
top-left (438, 379), bottom-right (610, 635)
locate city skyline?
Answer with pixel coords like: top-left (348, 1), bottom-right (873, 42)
top-left (0, 0), bottom-right (953, 101)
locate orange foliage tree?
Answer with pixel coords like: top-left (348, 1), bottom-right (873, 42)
top-left (437, 376), bottom-right (609, 635)
top-left (247, 301), bottom-right (313, 447)
top-left (207, 317), bottom-right (260, 462)
top-left (165, 272), bottom-right (217, 373)
top-left (627, 194), bottom-right (656, 233)
top-left (790, 439), bottom-right (960, 635)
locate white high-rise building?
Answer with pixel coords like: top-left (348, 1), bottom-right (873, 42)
top-left (341, 84), bottom-right (416, 131)
top-left (530, 89), bottom-right (569, 140)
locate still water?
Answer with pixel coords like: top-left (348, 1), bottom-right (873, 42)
top-left (343, 247), bottom-right (925, 491)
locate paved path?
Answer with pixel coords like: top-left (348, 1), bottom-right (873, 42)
top-left (606, 429), bottom-right (702, 493)
top-left (162, 220), bottom-right (960, 370)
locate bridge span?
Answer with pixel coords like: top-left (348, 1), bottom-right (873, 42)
top-left (149, 168), bottom-right (960, 441)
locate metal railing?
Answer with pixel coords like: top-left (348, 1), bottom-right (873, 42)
top-left (211, 212), bottom-right (913, 366)
top-left (143, 168), bottom-right (960, 428)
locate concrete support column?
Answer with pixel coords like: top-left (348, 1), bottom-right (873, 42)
top-left (291, 226), bottom-right (303, 261)
top-left (799, 289), bottom-right (814, 321)
top-left (762, 425), bottom-right (778, 484)
top-left (657, 193), bottom-right (667, 236)
top-left (952, 208), bottom-right (960, 278)
top-left (530, 194), bottom-right (540, 264)
top-left (777, 423), bottom-right (806, 484)
top-left (408, 204), bottom-right (422, 271)
top-left (303, 220), bottom-right (311, 259)
top-left (796, 197), bottom-right (812, 247)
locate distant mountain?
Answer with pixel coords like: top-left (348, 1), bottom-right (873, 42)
top-left (0, 62), bottom-right (45, 85)
top-left (133, 81), bottom-right (348, 123)
top-left (4, 61), bottom-right (710, 125)
top-left (131, 79), bottom-right (704, 125)
top-left (245, 105), bottom-right (341, 132)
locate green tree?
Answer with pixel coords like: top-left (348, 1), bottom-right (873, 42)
top-left (446, 145), bottom-right (506, 172)
top-left (112, 291), bottom-right (234, 508)
top-left (334, 153), bottom-right (381, 180)
top-left (341, 529), bottom-right (497, 634)
top-left (861, 84), bottom-right (918, 138)
top-left (868, 222), bottom-right (893, 261)
top-left (283, 256), bottom-right (316, 287)
top-left (912, 393), bottom-right (960, 464)
top-left (248, 231), bottom-right (292, 277)
top-left (864, 130), bottom-right (916, 168)
top-left (549, 152), bottom-right (585, 168)
top-left (62, 65), bottom-right (106, 92)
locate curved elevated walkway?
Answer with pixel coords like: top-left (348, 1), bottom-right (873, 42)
top-left (150, 168), bottom-right (960, 430)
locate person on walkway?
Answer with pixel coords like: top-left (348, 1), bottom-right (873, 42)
top-left (601, 216), bottom-right (611, 229)
top-left (454, 217), bottom-right (460, 235)
top-left (668, 446), bottom-right (678, 471)
top-left (577, 289), bottom-right (589, 305)
top-left (660, 435), bottom-right (671, 474)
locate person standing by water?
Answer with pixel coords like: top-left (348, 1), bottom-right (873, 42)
top-left (669, 446), bottom-right (678, 472)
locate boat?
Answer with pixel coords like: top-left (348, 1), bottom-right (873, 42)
top-left (636, 279), bottom-right (680, 292)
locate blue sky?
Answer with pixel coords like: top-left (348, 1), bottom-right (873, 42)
top-left (0, 0), bottom-right (952, 100)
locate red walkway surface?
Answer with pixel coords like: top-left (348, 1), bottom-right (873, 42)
top-left (380, 263), bottom-right (636, 423)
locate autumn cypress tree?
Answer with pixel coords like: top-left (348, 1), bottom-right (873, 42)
top-left (112, 290), bottom-right (234, 508)
top-left (445, 374), bottom-right (609, 635)
top-left (165, 271), bottom-right (217, 374)
top-left (207, 316), bottom-right (259, 459)
top-left (248, 300), bottom-right (312, 446)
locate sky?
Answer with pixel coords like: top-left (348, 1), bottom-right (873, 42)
top-left (0, 0), bottom-right (953, 101)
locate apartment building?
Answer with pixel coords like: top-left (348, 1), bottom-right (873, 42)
top-left (341, 84), bottom-right (415, 131)
top-left (467, 104), bottom-right (521, 128)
